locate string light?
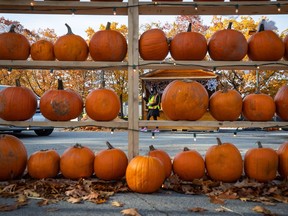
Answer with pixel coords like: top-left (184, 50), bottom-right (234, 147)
top-left (151, 131), bottom-right (155, 139)
top-left (193, 133), bottom-right (197, 142)
top-left (213, 67), bottom-right (216, 73)
top-left (173, 62), bottom-right (176, 66)
top-left (111, 128), bottom-right (114, 134)
top-left (233, 131), bottom-right (237, 137)
top-left (113, 7), bottom-right (117, 15)
top-left (256, 65), bottom-right (260, 69)
top-left (277, 4), bottom-right (281, 12)
top-left (50, 69), bottom-right (54, 74)
top-left (235, 5), bottom-right (239, 14)
top-left (132, 65), bottom-right (137, 73)
top-left (30, 2), bottom-right (34, 10)
top-left (71, 9), bottom-right (76, 16)
top-left (194, 4), bottom-right (198, 11)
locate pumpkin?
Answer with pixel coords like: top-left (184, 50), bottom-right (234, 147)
top-left (209, 86), bottom-right (243, 121)
top-left (173, 147), bottom-right (205, 181)
top-left (54, 23), bottom-right (89, 61)
top-left (277, 142), bottom-right (288, 179)
top-left (139, 29), bottom-right (169, 60)
top-left (31, 39), bottom-right (55, 61)
top-left (60, 143), bottom-right (95, 180)
top-left (284, 35), bottom-right (288, 60)
top-left (274, 85), bottom-right (288, 121)
top-left (244, 141), bottom-right (278, 182)
top-left (161, 80), bottom-right (209, 121)
top-left (0, 134), bottom-right (27, 181)
top-left (247, 20), bottom-right (285, 61)
top-left (40, 79), bottom-right (83, 121)
top-left (205, 138), bottom-right (243, 182)
top-left (94, 141), bottom-right (128, 181)
top-left (170, 23), bottom-right (207, 61)
top-left (148, 145), bottom-right (172, 178)
top-left (208, 22), bottom-right (248, 61)
top-left (85, 88), bottom-right (120, 121)
top-left (242, 92), bottom-right (275, 121)
top-left (0, 24), bottom-right (30, 60)
top-left (89, 22), bottom-right (127, 61)
top-left (27, 149), bottom-right (60, 179)
top-left (126, 155), bottom-right (165, 193)
top-left (0, 79), bottom-right (37, 121)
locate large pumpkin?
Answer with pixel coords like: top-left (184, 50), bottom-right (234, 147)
top-left (60, 143), bottom-right (95, 180)
top-left (126, 155), bottom-right (165, 193)
top-left (40, 79), bottom-right (83, 121)
top-left (274, 85), bottom-right (288, 121)
top-left (89, 22), bottom-right (127, 61)
top-left (244, 141), bottom-right (278, 182)
top-left (85, 88), bottom-right (120, 121)
top-left (54, 23), bottom-right (89, 61)
top-left (31, 39), bottom-right (55, 61)
top-left (161, 80), bottom-right (209, 121)
top-left (170, 23), bottom-right (207, 60)
top-left (94, 141), bottom-right (128, 181)
top-left (247, 21), bottom-right (285, 61)
top-left (139, 29), bottom-right (169, 60)
top-left (0, 79), bottom-right (37, 121)
top-left (208, 22), bottom-right (248, 61)
top-left (242, 92), bottom-right (275, 121)
top-left (209, 87), bottom-right (243, 121)
top-left (173, 147), bottom-right (205, 181)
top-left (277, 142), bottom-right (288, 179)
top-left (0, 134), bottom-right (27, 181)
top-left (284, 35), bottom-right (288, 60)
top-left (27, 149), bottom-right (60, 179)
top-left (0, 24), bottom-right (30, 60)
top-left (205, 138), bottom-right (243, 182)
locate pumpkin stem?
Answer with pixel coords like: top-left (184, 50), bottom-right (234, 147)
top-left (256, 141), bottom-right (263, 148)
top-left (15, 79), bottom-right (21, 87)
top-left (106, 22), bottom-right (111, 30)
top-left (149, 145), bottom-right (156, 151)
top-left (258, 20), bottom-right (265, 32)
top-left (58, 79), bottom-right (64, 90)
top-left (227, 22), bottom-right (233, 30)
top-left (183, 147), bottom-right (190, 151)
top-left (74, 143), bottom-right (83, 148)
top-left (9, 24), bottom-right (16, 33)
top-left (216, 137), bottom-right (222, 145)
top-left (187, 23), bottom-right (192, 32)
top-left (65, 23), bottom-right (73, 35)
top-left (40, 149), bottom-right (49, 152)
top-left (222, 83), bottom-right (229, 93)
top-left (106, 141), bottom-right (115, 149)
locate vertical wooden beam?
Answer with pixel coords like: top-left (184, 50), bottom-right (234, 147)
top-left (127, 0), bottom-right (139, 160)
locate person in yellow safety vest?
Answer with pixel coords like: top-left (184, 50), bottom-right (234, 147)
top-left (140, 86), bottom-right (161, 133)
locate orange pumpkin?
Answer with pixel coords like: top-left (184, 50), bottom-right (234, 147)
top-left (274, 85), bottom-right (288, 121)
top-left (208, 22), bottom-right (248, 61)
top-left (94, 141), bottom-right (128, 181)
top-left (27, 149), bottom-right (60, 179)
top-left (85, 88), bottom-right (120, 121)
top-left (40, 79), bottom-right (83, 121)
top-left (126, 155), bottom-right (165, 193)
top-left (205, 138), bottom-right (243, 182)
top-left (139, 29), bottom-right (169, 60)
top-left (173, 147), bottom-right (205, 181)
top-left (31, 39), bottom-right (55, 61)
top-left (284, 35), bottom-right (288, 60)
top-left (148, 145), bottom-right (172, 178)
top-left (0, 24), bottom-right (30, 60)
top-left (170, 23), bottom-right (207, 60)
top-left (0, 134), bottom-right (27, 181)
top-left (277, 142), bottom-right (288, 179)
top-left (0, 79), bottom-right (37, 121)
top-left (60, 143), bottom-right (95, 180)
top-left (244, 141), bottom-right (278, 182)
top-left (161, 80), bottom-right (209, 121)
top-left (54, 23), bottom-right (88, 61)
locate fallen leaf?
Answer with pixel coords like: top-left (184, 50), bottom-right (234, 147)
top-left (121, 208), bottom-right (142, 216)
top-left (209, 195), bottom-right (225, 205)
top-left (37, 199), bottom-right (49, 206)
top-left (67, 197), bottom-right (82, 204)
top-left (252, 205), bottom-right (276, 216)
top-left (0, 204), bottom-right (18, 212)
top-left (188, 207), bottom-right (207, 212)
top-left (112, 201), bottom-right (124, 207)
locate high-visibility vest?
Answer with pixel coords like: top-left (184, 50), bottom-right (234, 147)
top-left (148, 94), bottom-right (160, 109)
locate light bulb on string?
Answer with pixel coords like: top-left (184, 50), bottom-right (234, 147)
top-left (50, 69), bottom-right (54, 74)
top-left (30, 2), bottom-right (34, 10)
top-left (235, 5), bottom-right (239, 14)
top-left (111, 128), bottom-right (115, 134)
top-left (213, 67), bottom-right (217, 73)
top-left (71, 9), bottom-right (76, 16)
top-left (151, 131), bottom-right (155, 139)
top-left (194, 4), bottom-right (198, 11)
top-left (277, 4), bottom-right (281, 12)
top-left (193, 133), bottom-right (197, 142)
top-left (233, 131), bottom-right (237, 137)
top-left (113, 8), bottom-right (117, 15)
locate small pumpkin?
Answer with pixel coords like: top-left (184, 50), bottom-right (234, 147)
top-left (208, 22), bottom-right (248, 61)
top-left (40, 79), bottom-right (83, 121)
top-left (274, 84), bottom-right (288, 121)
top-left (277, 142), bottom-right (288, 179)
top-left (0, 24), bottom-right (30, 60)
top-left (0, 79), bottom-right (37, 121)
top-left (205, 138), bottom-right (243, 182)
top-left (60, 143), bottom-right (95, 180)
top-left (54, 23), bottom-right (89, 61)
top-left (284, 35), bottom-right (288, 60)
top-left (173, 147), bottom-right (205, 181)
top-left (244, 141), bottom-right (278, 182)
top-left (161, 80), bottom-right (209, 121)
top-left (31, 39), bottom-right (55, 61)
top-left (0, 134), bottom-right (27, 181)
top-left (148, 145), bottom-right (172, 178)
top-left (94, 141), bottom-right (128, 181)
top-left (27, 149), bottom-right (60, 179)
top-left (139, 29), bottom-right (169, 60)
top-left (126, 155), bottom-right (165, 193)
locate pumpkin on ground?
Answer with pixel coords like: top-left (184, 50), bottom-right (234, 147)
top-left (54, 23), bottom-right (89, 61)
top-left (284, 35), bottom-right (288, 60)
top-left (27, 149), bottom-right (60, 179)
top-left (244, 141), bottom-right (278, 182)
top-left (0, 79), bottom-right (37, 121)
top-left (274, 85), bottom-right (288, 121)
top-left (0, 134), bottom-right (27, 181)
top-left (205, 138), bottom-right (243, 182)
top-left (148, 145), bottom-right (172, 178)
top-left (60, 143), bottom-right (95, 180)
top-left (161, 80), bottom-right (209, 121)
top-left (94, 141), bottom-right (128, 181)
top-left (40, 79), bottom-right (83, 121)
top-left (31, 39), bottom-right (55, 61)
top-left (173, 147), bottom-right (205, 181)
top-left (277, 142), bottom-right (288, 179)
top-left (126, 155), bottom-right (165, 193)
top-left (0, 24), bottom-right (30, 60)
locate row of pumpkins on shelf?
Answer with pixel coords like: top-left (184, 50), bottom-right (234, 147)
top-left (0, 134), bottom-right (287, 194)
top-left (0, 21), bottom-right (288, 62)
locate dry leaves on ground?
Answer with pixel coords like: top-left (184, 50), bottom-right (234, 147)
top-left (121, 208), bottom-right (142, 216)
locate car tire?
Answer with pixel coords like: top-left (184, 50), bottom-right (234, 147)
top-left (34, 128), bottom-right (54, 136)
